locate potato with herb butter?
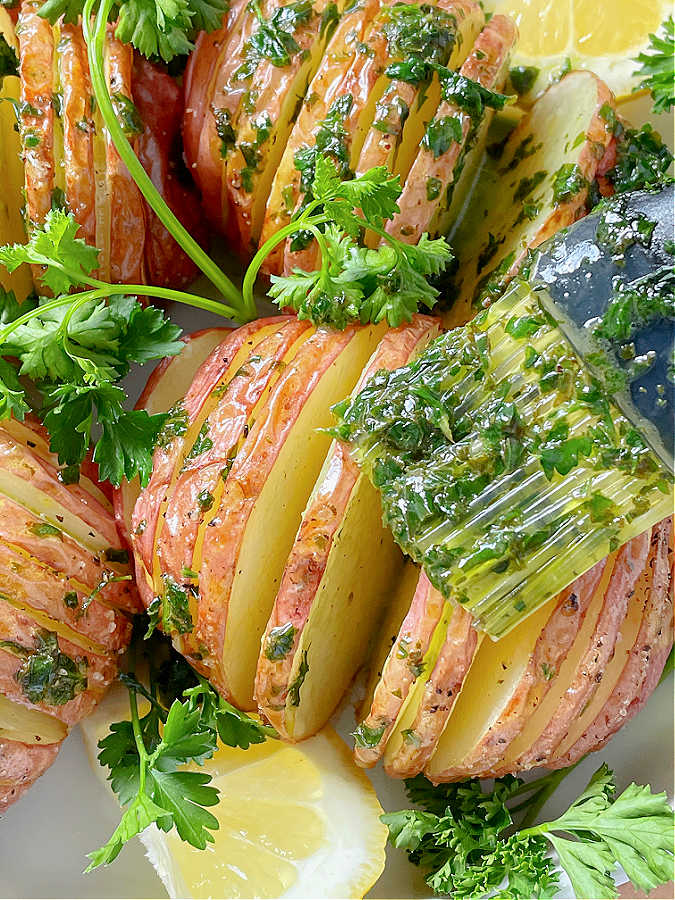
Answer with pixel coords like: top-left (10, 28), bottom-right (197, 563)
top-left (0, 418), bottom-right (137, 810)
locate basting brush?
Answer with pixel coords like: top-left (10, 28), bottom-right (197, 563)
top-left (335, 185), bottom-right (674, 639)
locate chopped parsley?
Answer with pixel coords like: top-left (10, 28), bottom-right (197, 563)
top-left (287, 649), bottom-right (309, 705)
top-left (146, 575), bottom-right (196, 637)
top-left (9, 629), bottom-right (87, 705)
top-left (509, 65), bottom-right (539, 95)
top-left (264, 622), bottom-right (296, 660)
top-left (235, 0), bottom-right (314, 81)
top-left (110, 92), bottom-right (143, 137)
top-left (422, 115), bottom-right (462, 158)
top-left (353, 720), bottom-right (387, 748)
top-left (551, 163), bottom-right (589, 204)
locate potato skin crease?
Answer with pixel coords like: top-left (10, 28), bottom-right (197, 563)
top-left (256, 316), bottom-right (438, 734)
top-left (387, 13), bottom-right (515, 244)
top-left (551, 518), bottom-right (673, 768)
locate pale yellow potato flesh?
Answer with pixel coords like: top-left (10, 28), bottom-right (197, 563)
top-left (221, 323), bottom-right (388, 709)
top-left (490, 556), bottom-right (615, 771)
top-left (0, 694), bottom-right (67, 745)
top-left (445, 70), bottom-right (615, 326)
top-left (425, 597), bottom-right (556, 780)
top-left (0, 10), bottom-right (33, 299)
top-left (357, 561), bottom-right (421, 724)
top-left (283, 476), bottom-right (405, 740)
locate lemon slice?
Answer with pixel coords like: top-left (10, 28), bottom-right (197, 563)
top-left (80, 685), bottom-right (387, 899)
top-left (487, 0), bottom-right (671, 101)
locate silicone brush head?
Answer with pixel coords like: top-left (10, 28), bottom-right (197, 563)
top-left (335, 185), bottom-right (674, 639)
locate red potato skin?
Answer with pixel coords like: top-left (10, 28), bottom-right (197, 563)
top-left (187, 2), bottom-right (257, 231)
top-left (59, 25), bottom-right (97, 248)
top-left (387, 15), bottom-right (516, 244)
top-left (133, 57), bottom-right (208, 288)
top-left (18, 2), bottom-right (54, 231)
top-left (0, 494), bottom-right (136, 614)
top-left (258, 0), bottom-right (381, 275)
top-left (196, 326), bottom-right (360, 698)
top-left (354, 572), bottom-right (446, 768)
top-left (552, 519), bottom-right (674, 768)
top-left (512, 529), bottom-right (652, 772)
top-left (111, 328), bottom-right (232, 549)
top-left (157, 320), bottom-right (310, 609)
top-left (0, 542), bottom-right (131, 654)
top-left (131, 319), bottom-right (286, 588)
top-left (357, 0), bottom-right (483, 181)
top-left (0, 738), bottom-right (61, 813)
top-left (105, 30), bottom-right (146, 284)
top-left (386, 601), bottom-right (477, 778)
top-left (431, 558), bottom-right (611, 781)
top-left (255, 316), bottom-right (438, 727)
top-left (0, 426), bottom-right (125, 555)
top-left (0, 602), bottom-right (117, 726)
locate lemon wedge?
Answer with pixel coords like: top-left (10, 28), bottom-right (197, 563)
top-left (80, 684), bottom-right (387, 899)
top-left (487, 0), bottom-right (671, 101)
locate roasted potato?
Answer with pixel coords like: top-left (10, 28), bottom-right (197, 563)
top-left (0, 419), bottom-right (136, 808)
top-left (16, 2), bottom-right (204, 288)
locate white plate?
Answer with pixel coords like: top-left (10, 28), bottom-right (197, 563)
top-left (0, 94), bottom-right (672, 900)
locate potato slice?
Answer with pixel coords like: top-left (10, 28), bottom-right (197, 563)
top-left (156, 319), bottom-right (310, 659)
top-left (0, 600), bottom-right (117, 725)
top-left (383, 600), bottom-right (478, 777)
top-left (0, 10), bottom-right (32, 299)
top-left (256, 316), bottom-right (439, 740)
top-left (258, 0), bottom-right (381, 274)
top-left (197, 321), bottom-right (388, 708)
top-left (357, 1), bottom-right (484, 201)
top-left (552, 519), bottom-right (673, 768)
top-left (356, 560), bottom-right (421, 724)
top-left (503, 530), bottom-right (652, 773)
top-left (0, 694), bottom-right (67, 745)
top-left (0, 735), bottom-right (62, 812)
top-left (283, 0), bottom-right (435, 274)
top-left (226, 0), bottom-right (343, 256)
top-left (355, 572), bottom-right (447, 767)
top-left (0, 542), bottom-right (131, 654)
top-left (445, 69), bottom-right (616, 327)
top-left (386, 14), bottom-right (516, 245)
top-left (425, 555), bottom-right (620, 781)
top-left (131, 318), bottom-right (286, 604)
top-left (186, 1), bottom-right (265, 231)
top-left (182, 1), bottom-right (246, 175)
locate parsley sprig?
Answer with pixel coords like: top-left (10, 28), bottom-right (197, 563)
top-left (0, 209), bottom-right (242, 485)
top-left (384, 764), bottom-right (675, 899)
top-left (87, 647), bottom-right (276, 870)
top-left (245, 156), bottom-right (454, 328)
top-left (634, 16), bottom-right (675, 114)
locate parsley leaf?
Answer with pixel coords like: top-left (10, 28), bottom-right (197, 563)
top-left (88, 636), bottom-right (276, 870)
top-left (257, 156), bottom-right (454, 327)
top-left (633, 16), bottom-right (675, 114)
top-left (384, 764), bottom-right (675, 900)
top-left (0, 33), bottom-right (18, 83)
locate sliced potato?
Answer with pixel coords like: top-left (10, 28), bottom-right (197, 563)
top-left (258, 0), bottom-right (381, 274)
top-left (383, 600), bottom-right (478, 778)
top-left (356, 560), bottom-right (421, 724)
top-left (186, 1), bottom-right (265, 231)
top-left (386, 14), bottom-right (516, 245)
top-left (256, 316), bottom-right (439, 740)
top-left (0, 600), bottom-right (117, 725)
top-left (506, 531), bottom-right (652, 773)
top-left (553, 519), bottom-right (673, 768)
top-left (226, 0), bottom-right (343, 256)
top-left (0, 9), bottom-right (32, 299)
top-left (445, 69), bottom-right (616, 327)
top-left (157, 319), bottom-right (310, 659)
top-left (358, 0), bottom-right (484, 188)
top-left (197, 321), bottom-right (388, 708)
top-left (355, 572), bottom-right (447, 767)
top-left (131, 318), bottom-right (287, 603)
top-left (0, 694), bottom-right (67, 745)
